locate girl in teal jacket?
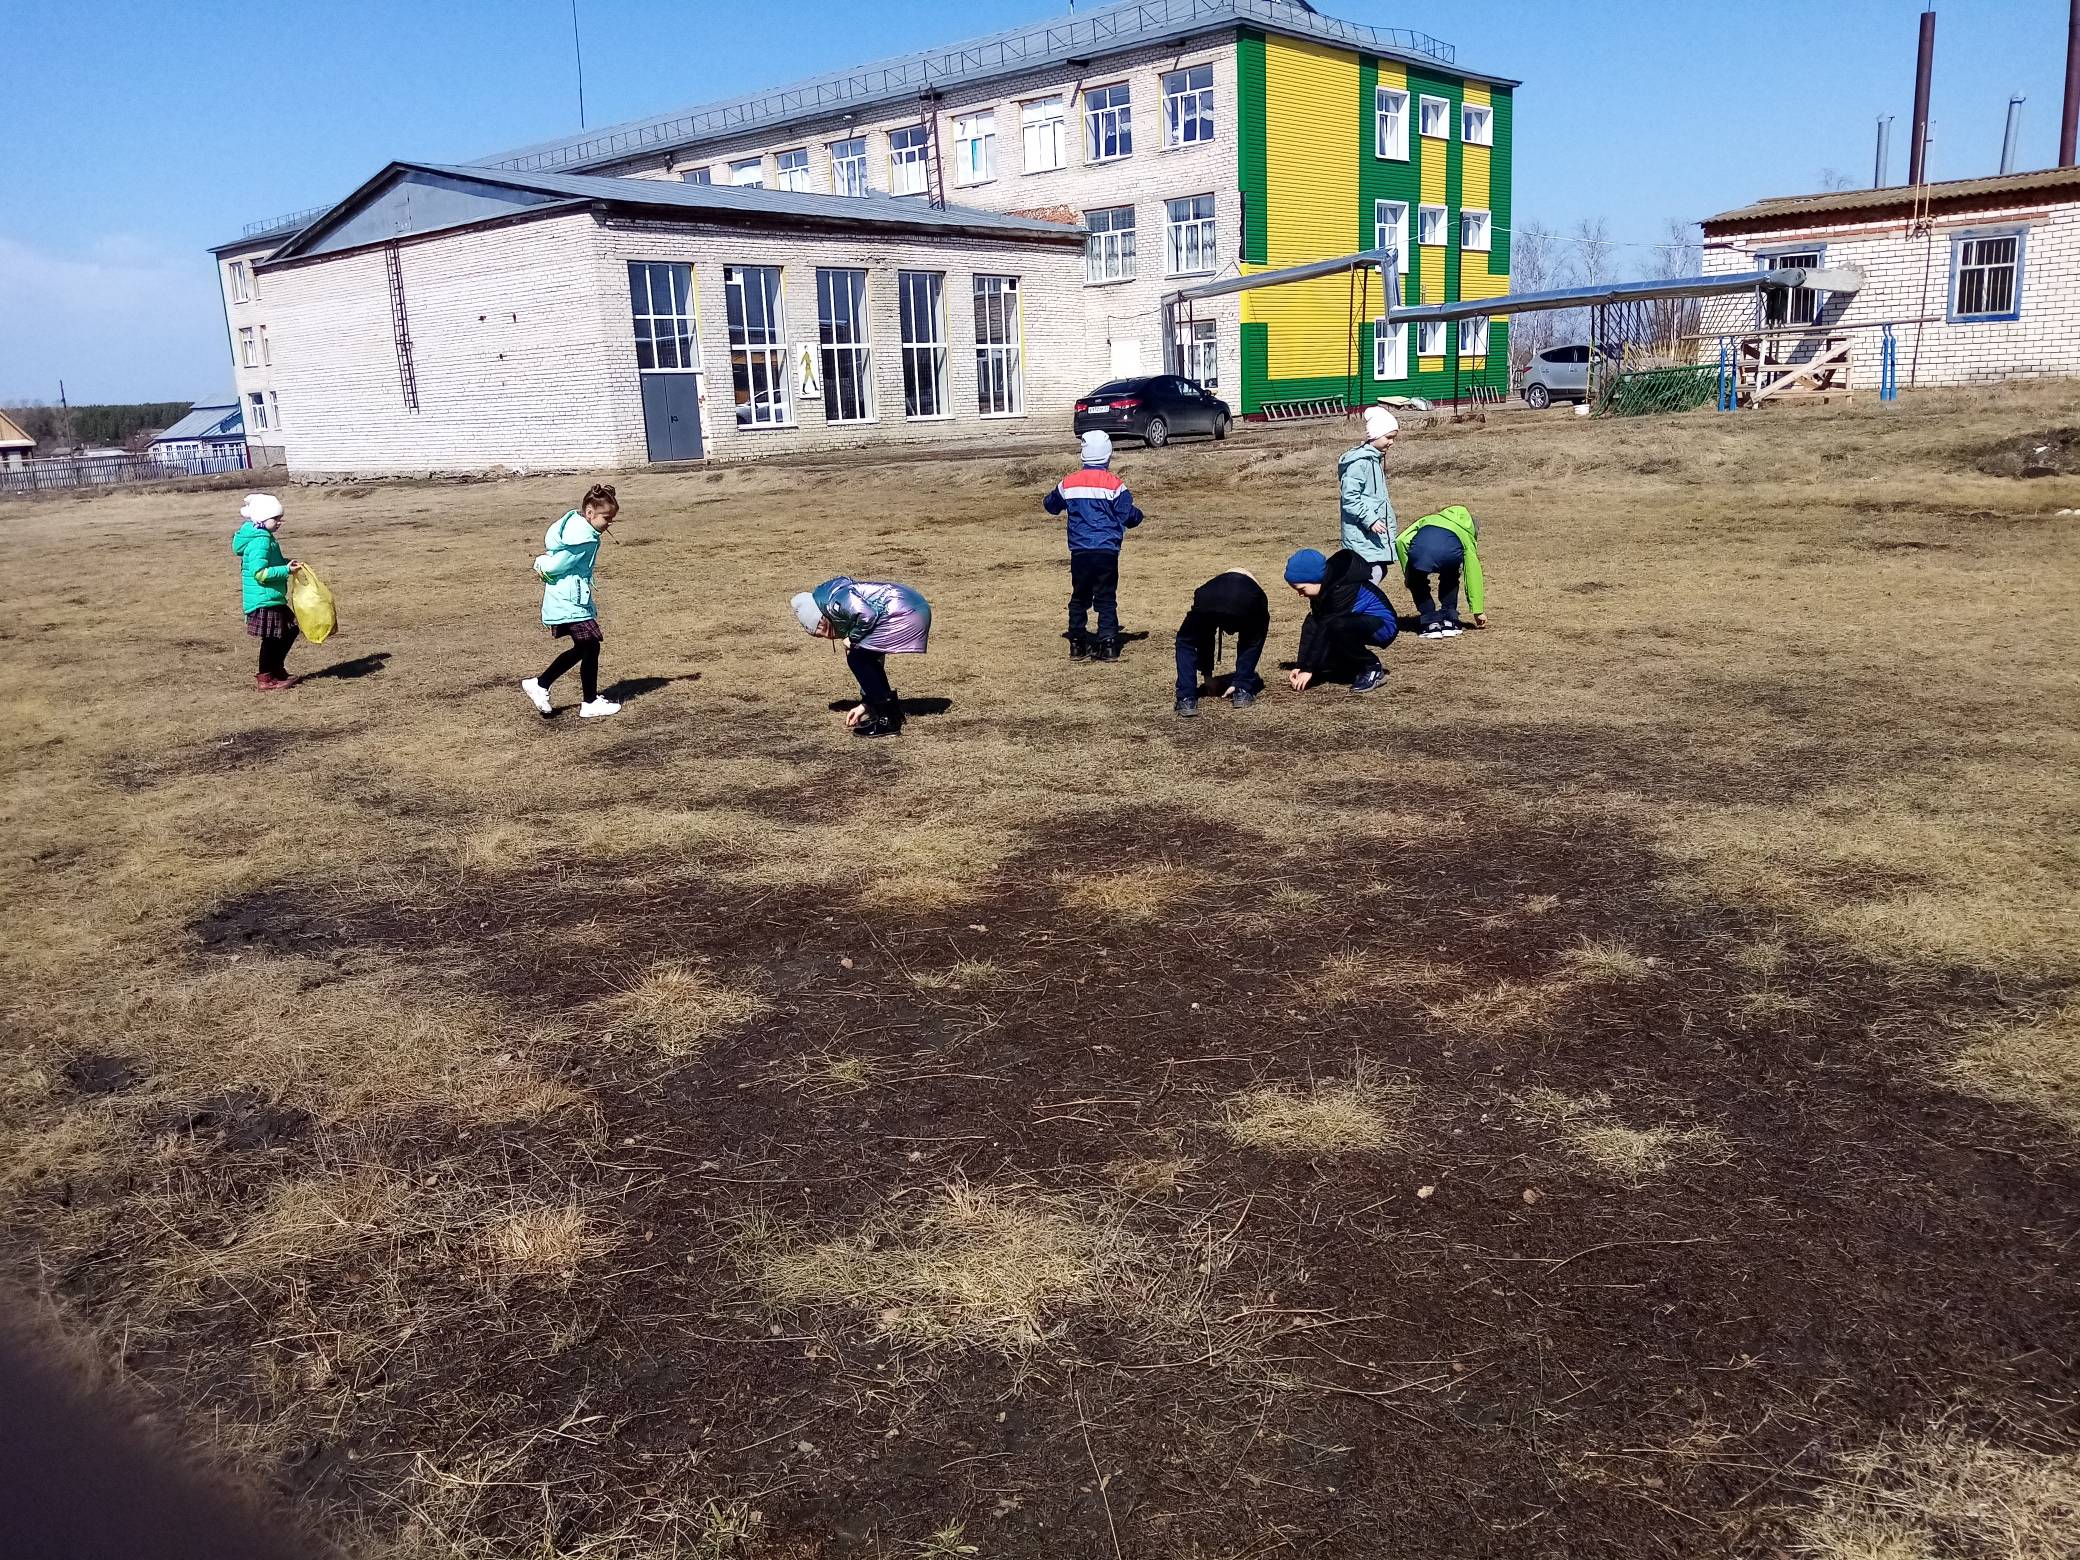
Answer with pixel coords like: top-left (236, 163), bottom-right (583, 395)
top-left (232, 493), bottom-right (301, 690)
top-left (521, 483), bottom-right (623, 720)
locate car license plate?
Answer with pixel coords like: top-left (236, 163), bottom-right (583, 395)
top-left (1088, 402), bottom-right (1111, 411)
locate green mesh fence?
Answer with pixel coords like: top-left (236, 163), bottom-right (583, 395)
top-left (1595, 364), bottom-right (1720, 418)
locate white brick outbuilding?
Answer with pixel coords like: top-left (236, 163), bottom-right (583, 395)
top-left (256, 164), bottom-right (1088, 475)
top-left (1701, 166), bottom-right (2080, 389)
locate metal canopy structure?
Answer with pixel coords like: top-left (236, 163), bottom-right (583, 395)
top-left (1159, 247), bottom-right (1400, 392)
top-left (1386, 267), bottom-right (1865, 325)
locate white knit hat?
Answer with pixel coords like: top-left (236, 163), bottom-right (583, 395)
top-left (790, 591), bottom-right (825, 635)
top-left (1362, 406), bottom-right (1399, 440)
top-left (240, 493), bottom-right (284, 523)
top-left (1080, 429), bottom-right (1113, 465)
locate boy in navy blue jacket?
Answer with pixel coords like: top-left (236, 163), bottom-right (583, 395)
top-left (1044, 430), bottom-right (1144, 661)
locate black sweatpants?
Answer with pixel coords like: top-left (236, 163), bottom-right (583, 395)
top-left (1175, 571), bottom-right (1269, 699)
top-left (847, 646), bottom-right (895, 706)
top-left (257, 627), bottom-right (298, 678)
top-left (1068, 548), bottom-right (1121, 640)
top-left (540, 640), bottom-right (600, 702)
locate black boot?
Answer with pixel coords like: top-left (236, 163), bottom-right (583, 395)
top-left (1069, 630), bottom-right (1090, 661)
top-left (1094, 636), bottom-right (1122, 663)
top-left (854, 699), bottom-right (902, 738)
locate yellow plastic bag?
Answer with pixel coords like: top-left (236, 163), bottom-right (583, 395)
top-left (288, 564), bottom-right (337, 645)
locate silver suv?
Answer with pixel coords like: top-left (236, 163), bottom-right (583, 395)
top-left (1521, 345), bottom-right (1592, 409)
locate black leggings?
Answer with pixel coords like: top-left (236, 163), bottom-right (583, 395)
top-left (257, 628), bottom-right (298, 678)
top-left (540, 640), bottom-right (600, 702)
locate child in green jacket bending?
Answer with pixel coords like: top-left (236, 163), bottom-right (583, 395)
top-left (231, 493), bottom-right (302, 691)
top-left (1397, 504), bottom-right (1486, 639)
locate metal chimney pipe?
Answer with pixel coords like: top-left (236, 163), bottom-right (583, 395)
top-left (1909, 8), bottom-right (1936, 184)
top-left (1874, 114), bottom-right (1894, 186)
top-left (2001, 95), bottom-right (2026, 174)
top-left (2063, 0), bottom-right (2079, 166)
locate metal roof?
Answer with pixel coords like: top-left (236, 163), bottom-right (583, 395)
top-left (261, 161), bottom-right (1085, 266)
top-left (477, 0), bottom-right (1503, 177)
top-left (1702, 166), bottom-right (2080, 231)
top-left (1387, 268), bottom-right (1865, 325)
top-left (152, 403), bottom-right (245, 443)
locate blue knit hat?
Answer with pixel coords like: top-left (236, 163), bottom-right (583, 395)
top-left (1283, 548), bottom-right (1328, 585)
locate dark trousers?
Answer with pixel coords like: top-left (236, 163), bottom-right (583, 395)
top-left (257, 626), bottom-right (298, 678)
top-left (847, 646), bottom-right (895, 706)
top-left (1403, 525), bottom-right (1465, 627)
top-left (1315, 613), bottom-right (1395, 682)
top-left (1068, 549), bottom-right (1121, 640)
top-left (1175, 616), bottom-right (1267, 700)
top-left (541, 639), bottom-right (601, 701)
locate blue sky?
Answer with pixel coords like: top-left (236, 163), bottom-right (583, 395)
top-left (3, 0), bottom-right (2068, 403)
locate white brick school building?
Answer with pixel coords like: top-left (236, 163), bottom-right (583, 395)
top-left (1700, 166), bottom-right (2080, 389)
top-left (254, 164), bottom-right (1088, 474)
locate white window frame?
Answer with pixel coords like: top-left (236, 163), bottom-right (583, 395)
top-left (1021, 96), bottom-right (1066, 173)
top-left (246, 390), bottom-right (269, 433)
top-left (1461, 103), bottom-right (1493, 146)
top-left (229, 259), bottom-right (252, 303)
top-left (628, 260), bottom-right (700, 372)
top-left (1417, 204), bottom-right (1449, 247)
top-left (1161, 64), bottom-right (1215, 147)
top-left (1950, 230), bottom-right (2024, 322)
top-left (1763, 247), bottom-right (1824, 327)
top-left (898, 270), bottom-right (949, 419)
top-left (953, 111), bottom-right (996, 185)
top-left (680, 166), bottom-right (713, 185)
top-left (1085, 204), bottom-right (1137, 285)
top-left (774, 148), bottom-right (810, 191)
top-left (728, 157), bottom-right (764, 187)
top-left (723, 264), bottom-right (791, 429)
top-left (816, 267), bottom-right (874, 424)
top-left (238, 326), bottom-right (257, 368)
top-left (1419, 94), bottom-right (1450, 140)
top-left (1460, 208), bottom-right (1492, 252)
top-left (972, 274), bottom-right (1023, 418)
top-left (266, 391), bottom-right (282, 431)
top-left (829, 136), bottom-right (868, 196)
top-left (1374, 87), bottom-right (1409, 161)
top-left (1417, 320), bottom-right (1447, 358)
top-left (258, 326), bottom-right (272, 367)
top-left (1374, 318), bottom-right (1408, 380)
top-left (1458, 316), bottom-right (1490, 359)
top-left (1178, 318), bottom-right (1218, 389)
top-left (1373, 199), bottom-right (1409, 269)
top-left (889, 124), bottom-right (931, 196)
top-left (1085, 81), bottom-right (1133, 162)
top-left (1165, 193), bottom-right (1217, 277)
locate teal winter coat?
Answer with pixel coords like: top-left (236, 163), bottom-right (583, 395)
top-left (233, 521), bottom-right (293, 613)
top-left (1337, 444), bottom-right (1397, 565)
top-left (534, 510), bottom-right (602, 626)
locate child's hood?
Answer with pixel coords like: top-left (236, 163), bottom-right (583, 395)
top-left (1337, 444), bottom-right (1382, 477)
top-left (810, 576), bottom-right (857, 616)
top-left (232, 520), bottom-right (271, 553)
top-left (1435, 502), bottom-right (1477, 538)
top-left (543, 509), bottom-right (598, 550)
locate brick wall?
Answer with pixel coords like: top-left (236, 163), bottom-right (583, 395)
top-left (1702, 198), bottom-right (2080, 388)
top-left (262, 209), bottom-right (1087, 475)
top-left (607, 36), bottom-right (1248, 398)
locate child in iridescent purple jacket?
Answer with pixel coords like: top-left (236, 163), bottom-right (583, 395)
top-left (792, 576), bottom-right (933, 739)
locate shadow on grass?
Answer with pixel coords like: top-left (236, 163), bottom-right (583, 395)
top-left (305, 652), bottom-right (392, 680)
top-left (823, 696), bottom-right (954, 717)
top-left (601, 672), bottom-right (702, 704)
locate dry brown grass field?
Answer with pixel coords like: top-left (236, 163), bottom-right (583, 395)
top-left (3, 384), bottom-right (2079, 1558)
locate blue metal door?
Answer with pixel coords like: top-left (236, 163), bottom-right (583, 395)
top-left (640, 374), bottom-right (702, 461)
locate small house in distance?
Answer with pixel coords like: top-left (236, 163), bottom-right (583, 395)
top-left (149, 403), bottom-right (249, 473)
top-left (0, 411), bottom-right (34, 470)
top-left (1701, 166), bottom-right (2080, 388)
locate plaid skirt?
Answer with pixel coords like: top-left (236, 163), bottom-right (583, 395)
top-left (245, 606), bottom-right (296, 639)
top-left (550, 618), bottom-right (604, 643)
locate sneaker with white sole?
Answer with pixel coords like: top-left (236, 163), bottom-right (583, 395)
top-left (1436, 622), bottom-right (1465, 637)
top-left (1420, 622), bottom-right (1450, 639)
top-left (520, 677), bottom-right (553, 716)
top-left (578, 697), bottom-right (622, 719)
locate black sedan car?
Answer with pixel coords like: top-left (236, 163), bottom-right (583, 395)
top-left (1072, 375), bottom-right (1231, 448)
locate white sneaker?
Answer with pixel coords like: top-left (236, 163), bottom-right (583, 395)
top-left (1420, 623), bottom-right (1449, 639)
top-left (578, 697), bottom-right (622, 720)
top-left (1437, 622), bottom-right (1465, 638)
top-left (520, 677), bottom-right (553, 716)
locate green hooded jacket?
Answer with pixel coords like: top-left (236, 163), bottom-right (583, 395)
top-left (1395, 505), bottom-right (1485, 614)
top-left (232, 521), bottom-right (293, 613)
